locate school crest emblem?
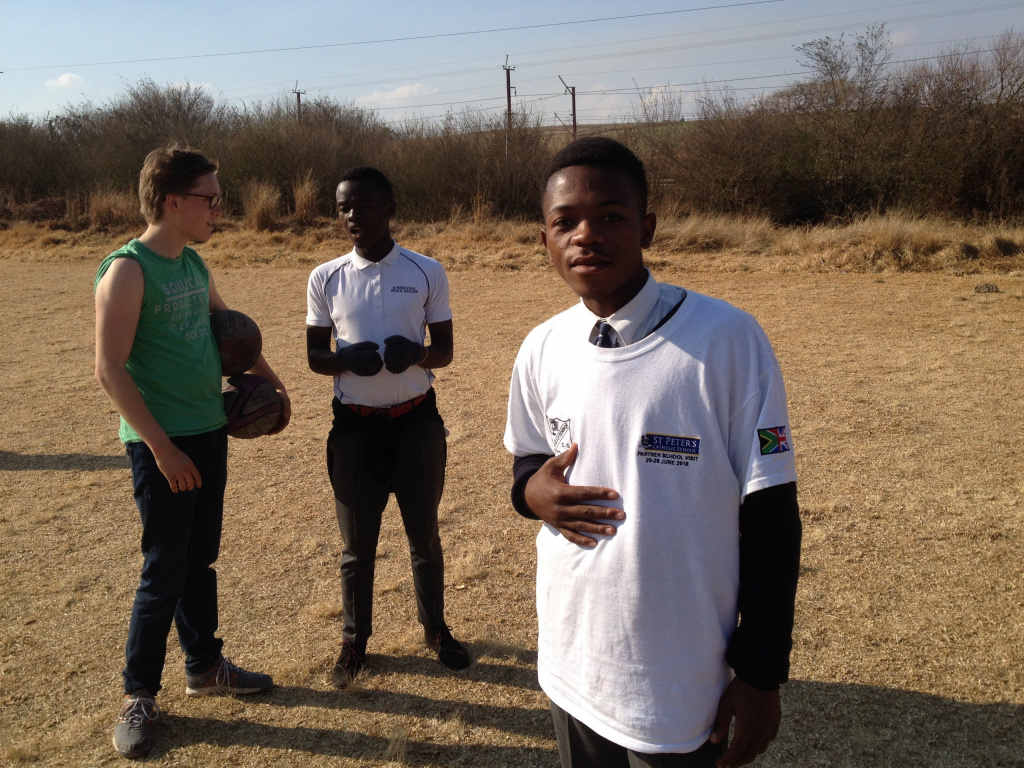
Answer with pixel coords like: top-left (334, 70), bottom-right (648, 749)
top-left (548, 418), bottom-right (573, 454)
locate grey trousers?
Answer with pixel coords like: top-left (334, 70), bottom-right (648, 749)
top-left (550, 701), bottom-right (726, 768)
top-left (327, 394), bottom-right (447, 646)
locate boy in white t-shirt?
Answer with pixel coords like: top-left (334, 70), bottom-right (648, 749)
top-left (504, 138), bottom-right (801, 768)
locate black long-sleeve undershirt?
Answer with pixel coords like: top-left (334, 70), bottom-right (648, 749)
top-left (510, 454), bottom-right (801, 691)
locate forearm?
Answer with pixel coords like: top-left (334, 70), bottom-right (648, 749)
top-left (510, 453), bottom-right (551, 519)
top-left (95, 362), bottom-right (173, 456)
top-left (726, 481), bottom-right (802, 691)
top-left (418, 337), bottom-right (453, 370)
top-left (247, 353), bottom-right (287, 391)
top-left (308, 347), bottom-right (344, 376)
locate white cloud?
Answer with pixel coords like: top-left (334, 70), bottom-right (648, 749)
top-left (357, 83), bottom-right (438, 105)
top-left (575, 81), bottom-right (634, 123)
top-left (44, 73), bottom-right (84, 89)
top-left (170, 81), bottom-right (214, 92)
top-left (889, 28), bottom-right (916, 47)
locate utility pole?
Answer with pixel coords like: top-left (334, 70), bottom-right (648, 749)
top-left (559, 76), bottom-right (577, 139)
top-left (293, 81), bottom-right (306, 121)
top-left (503, 56), bottom-right (516, 157)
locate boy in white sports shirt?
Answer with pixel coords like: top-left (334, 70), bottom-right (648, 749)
top-left (504, 138), bottom-right (802, 768)
top-left (306, 166), bottom-right (470, 686)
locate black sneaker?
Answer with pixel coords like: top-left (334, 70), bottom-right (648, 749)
top-left (185, 656), bottom-right (273, 697)
top-left (112, 689), bottom-right (159, 759)
top-left (425, 625), bottom-right (471, 670)
top-left (331, 639), bottom-right (365, 688)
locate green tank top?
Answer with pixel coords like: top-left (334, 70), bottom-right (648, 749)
top-left (95, 239), bottom-right (227, 443)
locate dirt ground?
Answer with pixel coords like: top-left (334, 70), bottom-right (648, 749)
top-left (1, 253), bottom-right (1023, 767)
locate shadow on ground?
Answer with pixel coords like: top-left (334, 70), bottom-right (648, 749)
top-left (144, 678), bottom-right (1024, 767)
top-left (0, 450), bottom-right (129, 471)
top-left (161, 711), bottom-right (556, 767)
top-left (771, 680), bottom-right (1024, 767)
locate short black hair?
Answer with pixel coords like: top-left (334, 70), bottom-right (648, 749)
top-left (337, 165), bottom-right (394, 201)
top-left (542, 137), bottom-right (648, 212)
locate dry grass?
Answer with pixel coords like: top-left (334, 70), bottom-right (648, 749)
top-left (1, 224), bottom-right (1023, 766)
top-left (241, 179), bottom-right (282, 232)
top-left (87, 189), bottom-right (143, 231)
top-left (292, 170), bottom-right (321, 226)
top-left (1, 213), bottom-right (1021, 277)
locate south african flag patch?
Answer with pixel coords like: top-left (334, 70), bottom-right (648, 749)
top-left (758, 426), bottom-right (790, 455)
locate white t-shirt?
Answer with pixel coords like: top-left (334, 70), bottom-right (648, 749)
top-left (306, 242), bottom-right (452, 407)
top-left (504, 289), bottom-right (797, 753)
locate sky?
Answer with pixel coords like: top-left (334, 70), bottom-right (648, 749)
top-left (1, 0), bottom-right (1021, 128)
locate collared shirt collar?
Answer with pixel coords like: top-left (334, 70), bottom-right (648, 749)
top-left (581, 269), bottom-right (659, 346)
top-left (349, 239), bottom-right (399, 270)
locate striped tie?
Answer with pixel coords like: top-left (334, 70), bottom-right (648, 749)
top-left (594, 321), bottom-right (616, 348)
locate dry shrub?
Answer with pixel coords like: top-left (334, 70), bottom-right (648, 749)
top-left (0, 188), bottom-right (16, 220)
top-left (57, 196), bottom-right (89, 231)
top-left (291, 169), bottom-right (320, 226)
top-left (658, 214), bottom-right (776, 254)
top-left (88, 189), bottom-right (140, 230)
top-left (241, 179), bottom-right (281, 232)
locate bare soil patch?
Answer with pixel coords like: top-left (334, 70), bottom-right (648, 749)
top-left (1, 246), bottom-right (1022, 767)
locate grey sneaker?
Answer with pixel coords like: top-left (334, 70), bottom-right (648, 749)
top-left (112, 690), bottom-right (159, 759)
top-left (185, 656), bottom-right (273, 697)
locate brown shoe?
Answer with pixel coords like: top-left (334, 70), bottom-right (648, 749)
top-left (185, 656), bottom-right (273, 697)
top-left (425, 625), bottom-right (471, 671)
top-left (332, 639), bottom-right (365, 687)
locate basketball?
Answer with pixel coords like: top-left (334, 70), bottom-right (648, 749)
top-left (210, 309), bottom-right (262, 376)
top-left (222, 374), bottom-right (282, 439)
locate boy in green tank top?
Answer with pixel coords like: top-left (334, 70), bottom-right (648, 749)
top-left (95, 145), bottom-right (291, 760)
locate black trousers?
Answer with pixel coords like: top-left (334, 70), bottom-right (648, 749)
top-left (550, 701), bottom-right (726, 768)
top-left (327, 390), bottom-right (447, 646)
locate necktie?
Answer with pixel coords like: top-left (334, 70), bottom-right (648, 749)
top-left (594, 321), bottom-right (617, 348)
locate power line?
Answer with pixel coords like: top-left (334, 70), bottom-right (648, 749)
top-left (4, 0), bottom-right (785, 72)
top-left (223, 4), bottom-right (1023, 106)
top-left (365, 42), bottom-right (1024, 128)
top-left (213, 0), bottom-right (1016, 99)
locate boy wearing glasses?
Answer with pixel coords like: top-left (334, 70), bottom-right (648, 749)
top-left (95, 144), bottom-right (291, 760)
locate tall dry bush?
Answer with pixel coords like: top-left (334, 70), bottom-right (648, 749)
top-left (241, 180), bottom-right (281, 232)
top-left (291, 169), bottom-right (320, 225)
top-left (216, 96), bottom-right (391, 214)
top-left (388, 110), bottom-right (550, 220)
top-left (88, 189), bottom-right (142, 230)
top-left (3, 35), bottom-right (1023, 228)
top-left (0, 188), bottom-right (16, 220)
top-left (626, 25), bottom-right (1024, 223)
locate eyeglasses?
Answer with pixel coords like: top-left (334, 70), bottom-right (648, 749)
top-left (183, 192), bottom-right (224, 209)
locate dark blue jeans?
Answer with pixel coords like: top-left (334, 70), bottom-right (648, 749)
top-left (123, 428), bottom-right (227, 695)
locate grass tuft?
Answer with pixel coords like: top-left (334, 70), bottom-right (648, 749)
top-left (291, 169), bottom-right (320, 226)
top-left (383, 726), bottom-right (409, 763)
top-left (241, 179), bottom-right (281, 232)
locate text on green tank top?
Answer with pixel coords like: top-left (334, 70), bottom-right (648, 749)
top-left (95, 240), bottom-right (227, 443)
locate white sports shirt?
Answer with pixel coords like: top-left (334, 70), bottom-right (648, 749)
top-left (306, 242), bottom-right (452, 407)
top-left (504, 288), bottom-right (797, 753)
